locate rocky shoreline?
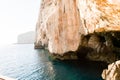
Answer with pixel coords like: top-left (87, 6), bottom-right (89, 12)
top-left (35, 0), bottom-right (120, 80)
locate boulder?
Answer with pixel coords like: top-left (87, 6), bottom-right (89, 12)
top-left (102, 60), bottom-right (120, 80)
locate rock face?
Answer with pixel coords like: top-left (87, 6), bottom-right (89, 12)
top-left (35, 0), bottom-right (120, 58)
top-left (77, 0), bottom-right (120, 34)
top-left (102, 60), bottom-right (120, 80)
top-left (35, 0), bottom-right (81, 54)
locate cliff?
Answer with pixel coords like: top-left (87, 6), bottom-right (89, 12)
top-left (35, 0), bottom-right (120, 79)
top-left (35, 0), bottom-right (81, 54)
top-left (35, 0), bottom-right (120, 62)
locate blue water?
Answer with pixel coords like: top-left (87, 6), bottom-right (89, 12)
top-left (0, 44), bottom-right (106, 80)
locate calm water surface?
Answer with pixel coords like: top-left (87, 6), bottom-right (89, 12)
top-left (0, 44), bottom-right (106, 80)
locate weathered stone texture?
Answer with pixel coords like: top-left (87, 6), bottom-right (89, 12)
top-left (35, 0), bottom-right (120, 55)
top-left (102, 60), bottom-right (120, 80)
top-left (78, 0), bottom-right (120, 34)
top-left (35, 0), bottom-right (81, 54)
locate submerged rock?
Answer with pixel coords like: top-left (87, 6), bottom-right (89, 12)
top-left (102, 60), bottom-right (120, 80)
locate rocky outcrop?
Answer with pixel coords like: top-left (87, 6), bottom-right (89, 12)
top-left (102, 60), bottom-right (120, 80)
top-left (35, 0), bottom-right (120, 62)
top-left (35, 0), bottom-right (81, 54)
top-left (35, 0), bottom-right (120, 79)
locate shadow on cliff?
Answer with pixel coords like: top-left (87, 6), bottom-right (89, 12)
top-left (50, 59), bottom-right (107, 80)
top-left (35, 50), bottom-right (108, 80)
top-left (17, 31), bottom-right (35, 44)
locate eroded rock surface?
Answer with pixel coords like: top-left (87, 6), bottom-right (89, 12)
top-left (35, 0), bottom-right (120, 54)
top-left (102, 60), bottom-right (120, 80)
top-left (35, 0), bottom-right (120, 63)
top-left (77, 0), bottom-right (120, 34)
top-left (35, 0), bottom-right (81, 54)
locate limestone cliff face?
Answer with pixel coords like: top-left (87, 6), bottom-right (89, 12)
top-left (35, 0), bottom-right (81, 54)
top-left (35, 0), bottom-right (120, 55)
top-left (77, 0), bottom-right (120, 34)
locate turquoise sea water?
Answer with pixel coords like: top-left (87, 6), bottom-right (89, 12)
top-left (0, 44), bottom-right (106, 80)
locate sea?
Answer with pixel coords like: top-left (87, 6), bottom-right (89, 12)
top-left (0, 44), bottom-right (106, 80)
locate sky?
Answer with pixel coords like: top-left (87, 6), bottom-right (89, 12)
top-left (0, 0), bottom-right (41, 45)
